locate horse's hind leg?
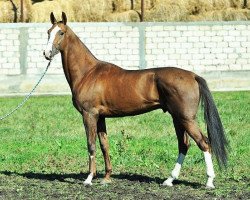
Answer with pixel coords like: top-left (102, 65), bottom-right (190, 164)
top-left (97, 117), bottom-right (112, 184)
top-left (182, 119), bottom-right (215, 188)
top-left (163, 118), bottom-right (190, 186)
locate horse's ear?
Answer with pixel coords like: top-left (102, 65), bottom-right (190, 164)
top-left (50, 12), bottom-right (57, 24)
top-left (62, 12), bottom-right (67, 25)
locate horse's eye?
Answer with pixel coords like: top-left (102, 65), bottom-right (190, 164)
top-left (59, 31), bottom-right (64, 36)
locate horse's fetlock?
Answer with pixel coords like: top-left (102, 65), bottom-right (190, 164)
top-left (106, 168), bottom-right (112, 174)
top-left (207, 170), bottom-right (215, 178)
top-left (171, 171), bottom-right (178, 179)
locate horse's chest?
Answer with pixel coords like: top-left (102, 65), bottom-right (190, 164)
top-left (72, 90), bottom-right (100, 113)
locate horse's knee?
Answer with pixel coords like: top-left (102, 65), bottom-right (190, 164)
top-left (88, 143), bottom-right (96, 155)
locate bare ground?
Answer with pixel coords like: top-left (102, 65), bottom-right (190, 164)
top-left (0, 172), bottom-right (248, 199)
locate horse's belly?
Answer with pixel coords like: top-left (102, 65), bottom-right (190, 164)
top-left (98, 98), bottom-right (161, 117)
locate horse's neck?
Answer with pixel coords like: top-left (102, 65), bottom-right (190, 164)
top-left (61, 31), bottom-right (98, 91)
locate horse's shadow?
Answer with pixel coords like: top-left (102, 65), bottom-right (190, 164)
top-left (0, 171), bottom-right (202, 188)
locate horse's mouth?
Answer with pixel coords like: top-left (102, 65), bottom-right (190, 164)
top-left (44, 56), bottom-right (52, 61)
top-left (43, 51), bottom-right (53, 60)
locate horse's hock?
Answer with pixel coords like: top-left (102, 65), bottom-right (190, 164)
top-left (0, 21), bottom-right (250, 96)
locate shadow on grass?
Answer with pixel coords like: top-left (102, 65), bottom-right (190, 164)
top-left (0, 171), bottom-right (202, 188)
top-left (0, 171), bottom-right (87, 184)
top-left (112, 173), bottom-right (202, 188)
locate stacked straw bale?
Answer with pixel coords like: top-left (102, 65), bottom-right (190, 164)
top-left (145, 0), bottom-right (189, 21)
top-left (106, 10), bottom-right (141, 22)
top-left (112, 0), bottom-right (154, 12)
top-left (1, 0), bottom-right (250, 22)
top-left (30, 0), bottom-right (113, 22)
top-left (145, 0), bottom-right (250, 21)
top-left (69, 0), bottom-right (113, 22)
top-left (186, 0), bottom-right (250, 21)
top-left (0, 0), bottom-right (32, 22)
top-left (31, 0), bottom-right (63, 22)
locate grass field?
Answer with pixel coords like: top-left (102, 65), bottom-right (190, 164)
top-left (0, 91), bottom-right (249, 199)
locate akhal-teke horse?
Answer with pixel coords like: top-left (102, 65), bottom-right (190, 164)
top-left (43, 12), bottom-right (228, 188)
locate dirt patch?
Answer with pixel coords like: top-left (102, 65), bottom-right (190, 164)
top-left (0, 172), bottom-right (248, 199)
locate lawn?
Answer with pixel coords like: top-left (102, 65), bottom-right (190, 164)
top-left (0, 91), bottom-right (249, 199)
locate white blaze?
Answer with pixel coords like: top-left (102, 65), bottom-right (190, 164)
top-left (44, 26), bottom-right (61, 58)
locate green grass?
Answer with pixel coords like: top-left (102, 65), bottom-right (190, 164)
top-left (0, 91), bottom-right (249, 198)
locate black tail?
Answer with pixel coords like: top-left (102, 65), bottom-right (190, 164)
top-left (195, 76), bottom-right (228, 168)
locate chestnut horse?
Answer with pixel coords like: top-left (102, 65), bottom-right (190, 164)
top-left (44, 12), bottom-right (228, 188)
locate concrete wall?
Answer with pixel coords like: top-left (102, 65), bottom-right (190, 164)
top-left (0, 22), bottom-right (250, 96)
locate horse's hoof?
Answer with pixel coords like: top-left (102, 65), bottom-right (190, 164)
top-left (206, 178), bottom-right (215, 189)
top-left (206, 184), bottom-right (215, 189)
top-left (162, 180), bottom-right (173, 187)
top-left (101, 178), bottom-right (112, 185)
top-left (83, 181), bottom-right (93, 186)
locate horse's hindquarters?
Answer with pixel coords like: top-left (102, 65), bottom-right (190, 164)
top-left (155, 68), bottom-right (200, 119)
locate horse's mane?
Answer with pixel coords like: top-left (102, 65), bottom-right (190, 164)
top-left (66, 25), bottom-right (98, 61)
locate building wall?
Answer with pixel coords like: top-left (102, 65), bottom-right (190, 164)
top-left (0, 22), bottom-right (250, 95)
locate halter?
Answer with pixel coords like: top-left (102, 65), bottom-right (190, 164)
top-left (47, 25), bottom-right (65, 59)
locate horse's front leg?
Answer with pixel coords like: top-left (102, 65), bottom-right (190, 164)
top-left (82, 111), bottom-right (98, 186)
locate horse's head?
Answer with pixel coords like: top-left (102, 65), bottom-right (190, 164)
top-left (43, 12), bottom-right (67, 60)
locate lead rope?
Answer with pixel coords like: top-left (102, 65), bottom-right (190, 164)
top-left (0, 61), bottom-right (51, 120)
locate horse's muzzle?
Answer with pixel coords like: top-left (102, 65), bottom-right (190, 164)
top-left (43, 50), bottom-right (52, 60)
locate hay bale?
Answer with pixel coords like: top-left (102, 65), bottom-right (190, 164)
top-left (218, 8), bottom-right (249, 21)
top-left (213, 0), bottom-right (231, 10)
top-left (187, 8), bottom-right (249, 21)
top-left (229, 0), bottom-right (241, 8)
top-left (112, 0), bottom-right (154, 12)
top-left (186, 0), bottom-right (232, 16)
top-left (112, 0), bottom-right (131, 12)
top-left (57, 0), bottom-right (77, 22)
top-left (0, 0), bottom-right (32, 22)
top-left (12, 0), bottom-right (250, 22)
top-left (31, 0), bottom-right (81, 22)
top-left (69, 0), bottom-right (113, 22)
top-left (133, 0), bottom-right (155, 10)
top-left (0, 1), bottom-right (13, 22)
top-left (30, 0), bottom-right (113, 22)
top-left (106, 10), bottom-right (141, 22)
top-left (30, 1), bottom-right (64, 22)
top-left (230, 0), bottom-right (250, 9)
top-left (186, 0), bottom-right (250, 15)
top-left (145, 0), bottom-right (189, 21)
top-left (185, 0), bottom-right (250, 21)
top-left (15, 0), bottom-right (32, 22)
top-left (186, 0), bottom-right (213, 15)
